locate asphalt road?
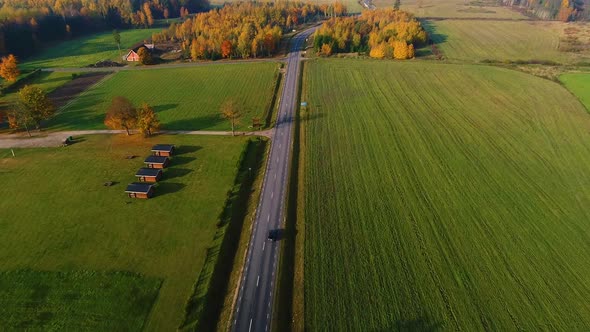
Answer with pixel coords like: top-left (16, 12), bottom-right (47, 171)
top-left (231, 27), bottom-right (316, 332)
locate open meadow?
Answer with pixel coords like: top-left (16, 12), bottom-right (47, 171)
top-left (561, 73), bottom-right (590, 110)
top-left (300, 59), bottom-right (590, 330)
top-left (374, 0), bottom-right (527, 19)
top-left (48, 63), bottom-right (280, 131)
top-left (426, 19), bottom-right (590, 63)
top-left (0, 134), bottom-right (252, 330)
top-left (21, 28), bottom-right (161, 69)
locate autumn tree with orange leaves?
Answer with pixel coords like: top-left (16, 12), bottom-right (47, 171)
top-left (0, 55), bottom-right (20, 83)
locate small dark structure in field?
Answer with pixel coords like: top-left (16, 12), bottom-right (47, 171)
top-left (151, 144), bottom-right (175, 157)
top-left (125, 183), bottom-right (154, 199)
top-left (135, 168), bottom-right (163, 182)
top-left (144, 155), bottom-right (169, 169)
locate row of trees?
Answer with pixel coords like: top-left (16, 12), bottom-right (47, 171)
top-left (104, 97), bottom-right (160, 136)
top-left (314, 9), bottom-right (427, 60)
top-left (0, 0), bottom-right (208, 58)
top-left (500, 0), bottom-right (589, 21)
top-left (152, 2), bottom-right (345, 60)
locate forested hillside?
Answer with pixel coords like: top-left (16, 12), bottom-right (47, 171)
top-left (0, 0), bottom-right (208, 58)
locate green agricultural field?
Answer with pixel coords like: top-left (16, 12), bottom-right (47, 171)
top-left (427, 19), bottom-right (590, 63)
top-left (301, 59), bottom-right (590, 330)
top-left (374, 0), bottom-right (527, 19)
top-left (22, 28), bottom-right (161, 69)
top-left (0, 71), bottom-right (73, 109)
top-left (48, 63), bottom-right (280, 131)
top-left (0, 134), bottom-right (252, 330)
top-left (561, 73), bottom-right (590, 111)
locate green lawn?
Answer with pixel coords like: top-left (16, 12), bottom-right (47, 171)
top-left (48, 63), bottom-right (280, 131)
top-left (0, 134), bottom-right (251, 331)
top-left (301, 59), bottom-right (590, 331)
top-left (22, 28), bottom-right (161, 69)
top-left (560, 73), bottom-right (590, 111)
top-left (426, 19), bottom-right (590, 63)
top-left (0, 71), bottom-right (73, 109)
top-left (0, 270), bottom-right (161, 330)
top-left (374, 0), bottom-right (527, 19)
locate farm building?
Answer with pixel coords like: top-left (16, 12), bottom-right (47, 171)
top-left (135, 168), bottom-right (163, 182)
top-left (123, 50), bottom-right (139, 62)
top-left (125, 183), bottom-right (155, 199)
top-left (144, 155), bottom-right (169, 169)
top-left (152, 144), bottom-right (175, 157)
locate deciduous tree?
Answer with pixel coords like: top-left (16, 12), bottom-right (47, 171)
top-left (0, 54), bottom-right (20, 83)
top-left (221, 40), bottom-right (232, 58)
top-left (17, 85), bottom-right (55, 129)
top-left (113, 29), bottom-right (121, 57)
top-left (220, 100), bottom-right (242, 136)
top-left (137, 102), bottom-right (160, 137)
top-left (104, 96), bottom-right (137, 135)
top-left (137, 46), bottom-right (152, 65)
top-left (320, 43), bottom-right (333, 56)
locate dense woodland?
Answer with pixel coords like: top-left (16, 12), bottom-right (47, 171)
top-left (0, 0), bottom-right (208, 58)
top-left (313, 9), bottom-right (427, 59)
top-left (153, 2), bottom-right (343, 60)
top-left (500, 0), bottom-right (589, 20)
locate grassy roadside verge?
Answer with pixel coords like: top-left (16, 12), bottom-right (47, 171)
top-left (179, 137), bottom-right (269, 331)
top-left (214, 137), bottom-right (271, 332)
top-left (273, 60), bottom-right (307, 332)
top-left (265, 65), bottom-right (284, 129)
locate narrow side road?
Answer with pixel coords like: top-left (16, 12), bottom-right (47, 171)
top-left (231, 27), bottom-right (316, 332)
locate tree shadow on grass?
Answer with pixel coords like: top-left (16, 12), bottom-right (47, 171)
top-left (170, 156), bottom-right (196, 166)
top-left (162, 114), bottom-right (227, 131)
top-left (164, 168), bottom-right (192, 180)
top-left (375, 315), bottom-right (443, 332)
top-left (175, 145), bottom-right (201, 155)
top-left (419, 20), bottom-right (449, 45)
top-left (155, 182), bottom-right (186, 197)
top-left (154, 103), bottom-right (178, 113)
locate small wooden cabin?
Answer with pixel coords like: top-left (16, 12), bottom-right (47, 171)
top-left (152, 144), bottom-right (175, 157)
top-left (135, 168), bottom-right (163, 182)
top-left (125, 183), bottom-right (154, 199)
top-left (144, 155), bottom-right (169, 169)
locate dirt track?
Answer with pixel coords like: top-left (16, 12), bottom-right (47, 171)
top-left (48, 72), bottom-right (110, 109)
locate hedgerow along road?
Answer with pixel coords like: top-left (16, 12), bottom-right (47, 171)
top-left (232, 26), bottom-right (317, 332)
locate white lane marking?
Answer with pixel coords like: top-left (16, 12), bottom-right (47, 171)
top-left (249, 318), bottom-right (253, 332)
top-left (271, 191), bottom-right (274, 199)
top-left (262, 242), bottom-right (265, 251)
top-left (267, 215), bottom-right (270, 222)
top-left (257, 275), bottom-right (260, 287)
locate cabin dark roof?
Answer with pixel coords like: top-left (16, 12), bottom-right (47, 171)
top-left (135, 168), bottom-right (162, 177)
top-left (144, 155), bottom-right (168, 164)
top-left (125, 183), bottom-right (154, 194)
top-left (151, 144), bottom-right (175, 152)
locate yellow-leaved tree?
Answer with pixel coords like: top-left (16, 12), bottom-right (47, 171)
top-left (0, 54), bottom-right (20, 83)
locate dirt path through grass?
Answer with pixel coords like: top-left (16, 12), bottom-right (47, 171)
top-left (0, 129), bottom-right (272, 148)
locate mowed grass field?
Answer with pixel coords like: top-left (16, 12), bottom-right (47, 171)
top-left (22, 28), bottom-right (161, 69)
top-left (0, 134), bottom-right (250, 330)
top-left (301, 59), bottom-right (590, 330)
top-left (375, 0), bottom-right (527, 19)
top-left (427, 19), bottom-right (590, 63)
top-left (49, 63), bottom-right (280, 131)
top-left (561, 73), bottom-right (590, 111)
top-left (0, 71), bottom-right (73, 109)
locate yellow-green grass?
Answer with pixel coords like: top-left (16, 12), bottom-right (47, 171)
top-left (0, 134), bottom-right (251, 331)
top-left (48, 63), bottom-right (280, 131)
top-left (560, 73), bottom-right (590, 111)
top-left (427, 19), bottom-right (590, 63)
top-left (22, 28), bottom-right (161, 69)
top-left (302, 59), bottom-right (590, 330)
top-left (374, 0), bottom-right (527, 19)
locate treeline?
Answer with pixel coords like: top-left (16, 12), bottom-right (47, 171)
top-left (0, 0), bottom-right (208, 58)
top-left (153, 2), bottom-right (344, 60)
top-left (313, 9), bottom-right (427, 59)
top-left (500, 0), bottom-right (589, 21)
